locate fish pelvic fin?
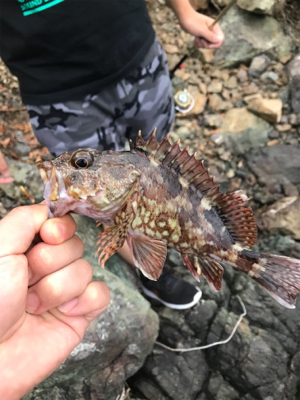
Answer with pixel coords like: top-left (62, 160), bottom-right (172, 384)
top-left (237, 250), bottom-right (300, 309)
top-left (181, 254), bottom-right (224, 291)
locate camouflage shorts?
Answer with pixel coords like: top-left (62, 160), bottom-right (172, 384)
top-left (27, 38), bottom-right (174, 155)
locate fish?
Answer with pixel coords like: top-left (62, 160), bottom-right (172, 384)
top-left (36, 129), bottom-right (300, 309)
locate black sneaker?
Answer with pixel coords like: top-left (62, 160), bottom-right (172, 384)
top-left (140, 268), bottom-right (202, 310)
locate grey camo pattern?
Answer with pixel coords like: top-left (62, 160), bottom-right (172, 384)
top-left (27, 38), bottom-right (174, 155)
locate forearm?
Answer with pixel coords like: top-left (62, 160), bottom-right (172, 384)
top-left (166, 0), bottom-right (194, 23)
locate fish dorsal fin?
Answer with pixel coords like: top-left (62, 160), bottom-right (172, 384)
top-left (132, 129), bottom-right (257, 248)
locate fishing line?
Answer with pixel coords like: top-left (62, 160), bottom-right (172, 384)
top-left (155, 295), bottom-right (246, 353)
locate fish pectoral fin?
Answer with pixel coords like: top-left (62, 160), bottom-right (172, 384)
top-left (95, 224), bottom-right (128, 268)
top-left (182, 254), bottom-right (224, 291)
top-left (127, 234), bottom-right (167, 280)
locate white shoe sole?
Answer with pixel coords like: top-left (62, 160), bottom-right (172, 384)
top-left (141, 285), bottom-right (202, 310)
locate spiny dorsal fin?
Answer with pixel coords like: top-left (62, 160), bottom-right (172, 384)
top-left (132, 129), bottom-right (257, 248)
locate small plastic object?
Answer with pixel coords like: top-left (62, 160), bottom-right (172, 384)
top-left (174, 89), bottom-right (194, 113)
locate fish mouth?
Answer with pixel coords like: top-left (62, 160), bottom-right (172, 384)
top-left (36, 160), bottom-right (75, 218)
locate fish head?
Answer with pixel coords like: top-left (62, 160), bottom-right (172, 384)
top-left (36, 149), bottom-right (140, 220)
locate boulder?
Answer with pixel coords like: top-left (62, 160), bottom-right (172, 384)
top-left (213, 7), bottom-right (292, 68)
top-left (24, 215), bottom-right (159, 400)
top-left (286, 55), bottom-right (300, 113)
top-left (220, 107), bottom-right (271, 154)
top-left (237, 0), bottom-right (276, 15)
top-left (245, 145), bottom-right (300, 188)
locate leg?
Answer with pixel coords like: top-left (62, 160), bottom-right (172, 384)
top-left (119, 37), bottom-right (175, 142)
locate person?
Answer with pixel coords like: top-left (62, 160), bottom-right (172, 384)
top-left (0, 204), bottom-right (110, 399)
top-left (0, 150), bottom-right (13, 184)
top-left (0, 0), bottom-right (224, 309)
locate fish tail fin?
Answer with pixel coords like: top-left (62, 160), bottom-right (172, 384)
top-left (236, 250), bottom-right (300, 309)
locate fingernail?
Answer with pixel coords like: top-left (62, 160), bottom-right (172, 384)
top-left (58, 297), bottom-right (79, 313)
top-left (26, 292), bottom-right (40, 314)
top-left (55, 222), bottom-right (66, 241)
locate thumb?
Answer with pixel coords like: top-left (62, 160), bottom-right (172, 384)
top-left (200, 22), bottom-right (224, 43)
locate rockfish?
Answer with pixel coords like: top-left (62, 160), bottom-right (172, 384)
top-left (37, 129), bottom-right (300, 309)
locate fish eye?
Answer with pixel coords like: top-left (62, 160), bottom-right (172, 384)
top-left (70, 151), bottom-right (94, 169)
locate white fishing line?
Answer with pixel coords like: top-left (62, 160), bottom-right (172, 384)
top-left (155, 295), bottom-right (246, 353)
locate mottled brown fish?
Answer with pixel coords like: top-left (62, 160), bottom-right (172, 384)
top-left (37, 129), bottom-right (300, 309)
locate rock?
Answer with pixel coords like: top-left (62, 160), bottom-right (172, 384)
top-left (257, 197), bottom-right (300, 240)
top-left (243, 82), bottom-right (259, 95)
top-left (248, 55), bottom-right (271, 78)
top-left (213, 7), bottom-right (292, 68)
top-left (198, 48), bottom-right (215, 63)
top-left (209, 94), bottom-right (232, 112)
top-left (236, 68), bottom-right (248, 83)
top-left (245, 145), bottom-right (300, 188)
top-left (224, 76), bottom-right (237, 89)
top-left (189, 0), bottom-right (208, 10)
top-left (260, 71), bottom-right (279, 82)
top-left (247, 97), bottom-right (282, 123)
top-left (163, 44), bottom-right (179, 54)
top-left (220, 108), bottom-right (271, 154)
top-left (215, 0), bottom-right (232, 6)
top-left (211, 132), bottom-right (224, 145)
top-left (286, 55), bottom-right (300, 113)
top-left (237, 0), bottom-right (276, 15)
top-left (207, 80), bottom-right (223, 93)
top-left (203, 114), bottom-right (224, 128)
top-left (276, 123), bottom-right (292, 132)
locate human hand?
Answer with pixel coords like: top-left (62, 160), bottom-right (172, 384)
top-left (0, 204), bottom-right (110, 399)
top-left (179, 9), bottom-right (225, 49)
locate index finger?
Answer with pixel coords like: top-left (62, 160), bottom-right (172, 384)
top-left (0, 204), bottom-right (48, 258)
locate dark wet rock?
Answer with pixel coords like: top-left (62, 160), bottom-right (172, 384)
top-left (245, 145), bottom-right (300, 188)
top-left (286, 54), bottom-right (300, 113)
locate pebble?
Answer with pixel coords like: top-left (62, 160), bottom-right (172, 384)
top-left (207, 80), bottom-right (223, 93)
top-left (226, 169), bottom-right (235, 178)
top-left (260, 71), bottom-right (279, 82)
top-left (225, 76), bottom-right (237, 89)
top-left (276, 123), bottom-right (292, 132)
top-left (210, 132), bottom-right (223, 145)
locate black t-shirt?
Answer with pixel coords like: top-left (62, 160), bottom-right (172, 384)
top-left (0, 0), bottom-right (155, 104)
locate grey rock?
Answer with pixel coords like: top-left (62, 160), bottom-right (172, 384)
top-left (245, 145), bottom-right (300, 187)
top-left (213, 7), bottom-right (292, 68)
top-left (237, 0), bottom-right (276, 15)
top-left (220, 108), bottom-right (272, 155)
top-left (286, 55), bottom-right (300, 113)
top-left (249, 55), bottom-right (271, 77)
top-left (14, 142), bottom-right (31, 157)
top-left (260, 71), bottom-right (279, 82)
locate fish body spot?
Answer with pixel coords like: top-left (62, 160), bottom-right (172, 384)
top-left (149, 220), bottom-right (155, 229)
top-left (168, 218), bottom-right (177, 230)
top-left (132, 216), bottom-right (143, 229)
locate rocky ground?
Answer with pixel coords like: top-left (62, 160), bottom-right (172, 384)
top-left (1, 1), bottom-right (300, 400)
